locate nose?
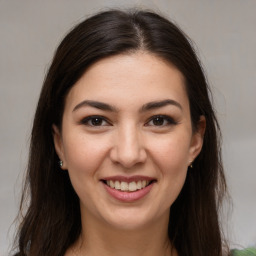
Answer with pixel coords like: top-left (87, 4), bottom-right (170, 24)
top-left (109, 124), bottom-right (147, 168)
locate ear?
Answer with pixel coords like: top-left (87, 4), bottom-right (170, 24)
top-left (188, 116), bottom-right (206, 165)
top-left (52, 124), bottom-right (67, 170)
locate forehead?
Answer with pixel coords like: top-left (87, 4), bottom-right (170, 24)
top-left (65, 52), bottom-right (189, 112)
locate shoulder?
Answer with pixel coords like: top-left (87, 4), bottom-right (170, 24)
top-left (231, 248), bottom-right (256, 256)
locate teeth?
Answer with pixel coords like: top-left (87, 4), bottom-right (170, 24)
top-left (120, 181), bottom-right (129, 191)
top-left (137, 180), bottom-right (142, 189)
top-left (110, 180), bottom-right (115, 188)
top-left (106, 180), bottom-right (152, 192)
top-left (114, 180), bottom-right (120, 189)
top-left (129, 181), bottom-right (137, 191)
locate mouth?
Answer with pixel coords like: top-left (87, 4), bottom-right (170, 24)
top-left (101, 177), bottom-right (157, 192)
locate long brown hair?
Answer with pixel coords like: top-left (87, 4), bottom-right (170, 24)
top-left (13, 9), bottom-right (228, 256)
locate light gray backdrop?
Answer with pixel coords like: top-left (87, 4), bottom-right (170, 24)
top-left (1, 0), bottom-right (255, 255)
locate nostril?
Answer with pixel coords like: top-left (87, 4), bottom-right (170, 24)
top-left (109, 138), bottom-right (147, 168)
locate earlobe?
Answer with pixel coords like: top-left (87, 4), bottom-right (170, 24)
top-left (189, 116), bottom-right (206, 164)
top-left (52, 124), bottom-right (66, 169)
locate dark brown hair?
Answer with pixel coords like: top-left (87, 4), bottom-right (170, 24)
top-left (13, 9), bottom-right (228, 256)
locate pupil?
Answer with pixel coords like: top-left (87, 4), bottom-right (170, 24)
top-left (92, 118), bottom-right (102, 126)
top-left (153, 117), bottom-right (164, 126)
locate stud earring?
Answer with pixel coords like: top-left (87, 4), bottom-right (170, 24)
top-left (189, 162), bottom-right (193, 168)
top-left (59, 160), bottom-right (63, 168)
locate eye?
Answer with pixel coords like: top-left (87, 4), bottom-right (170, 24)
top-left (80, 116), bottom-right (110, 127)
top-left (146, 115), bottom-right (177, 127)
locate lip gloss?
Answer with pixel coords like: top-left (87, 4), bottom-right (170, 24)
top-left (103, 182), bottom-right (154, 202)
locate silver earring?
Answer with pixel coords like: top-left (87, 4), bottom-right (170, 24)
top-left (189, 162), bottom-right (193, 168)
top-left (59, 160), bottom-right (63, 168)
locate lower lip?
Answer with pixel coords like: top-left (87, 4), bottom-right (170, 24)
top-left (103, 182), bottom-right (154, 202)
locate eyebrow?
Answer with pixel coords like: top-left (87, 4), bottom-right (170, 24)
top-left (140, 99), bottom-right (182, 112)
top-left (73, 100), bottom-right (118, 112)
top-left (72, 99), bottom-right (182, 112)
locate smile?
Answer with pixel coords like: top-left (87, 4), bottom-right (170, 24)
top-left (101, 176), bottom-right (157, 201)
top-left (102, 177), bottom-right (156, 202)
top-left (105, 180), bottom-right (151, 192)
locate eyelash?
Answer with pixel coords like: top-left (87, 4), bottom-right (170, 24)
top-left (80, 115), bottom-right (177, 127)
top-left (80, 115), bottom-right (111, 127)
top-left (145, 115), bottom-right (177, 127)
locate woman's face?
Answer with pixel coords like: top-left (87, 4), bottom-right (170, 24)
top-left (53, 53), bottom-right (205, 231)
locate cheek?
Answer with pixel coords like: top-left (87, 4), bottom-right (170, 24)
top-left (63, 133), bottom-right (109, 177)
top-left (149, 135), bottom-right (190, 203)
top-left (158, 140), bottom-right (188, 187)
top-left (150, 134), bottom-right (191, 172)
top-left (62, 134), bottom-right (110, 208)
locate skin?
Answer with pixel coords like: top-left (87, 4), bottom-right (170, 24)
top-left (53, 52), bottom-right (205, 256)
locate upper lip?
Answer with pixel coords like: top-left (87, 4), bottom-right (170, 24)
top-left (100, 175), bottom-right (157, 183)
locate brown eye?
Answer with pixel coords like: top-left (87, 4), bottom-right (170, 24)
top-left (152, 116), bottom-right (165, 126)
top-left (81, 116), bottom-right (110, 126)
top-left (90, 117), bottom-right (103, 126)
top-left (146, 115), bottom-right (177, 127)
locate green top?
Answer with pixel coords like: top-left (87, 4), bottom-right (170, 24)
top-left (231, 248), bottom-right (256, 256)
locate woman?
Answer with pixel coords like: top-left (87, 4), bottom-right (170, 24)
top-left (12, 9), bottom-right (254, 256)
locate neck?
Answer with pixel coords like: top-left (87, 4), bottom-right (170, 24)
top-left (70, 209), bottom-right (174, 256)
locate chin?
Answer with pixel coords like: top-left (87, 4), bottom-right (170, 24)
top-left (101, 206), bottom-right (168, 232)
top-left (106, 216), bottom-right (151, 231)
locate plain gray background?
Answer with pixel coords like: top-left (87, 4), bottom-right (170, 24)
top-left (1, 0), bottom-right (255, 254)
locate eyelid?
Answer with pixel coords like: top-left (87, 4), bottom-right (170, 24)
top-left (79, 114), bottom-right (177, 127)
top-left (145, 115), bottom-right (178, 126)
top-left (80, 115), bottom-right (112, 126)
